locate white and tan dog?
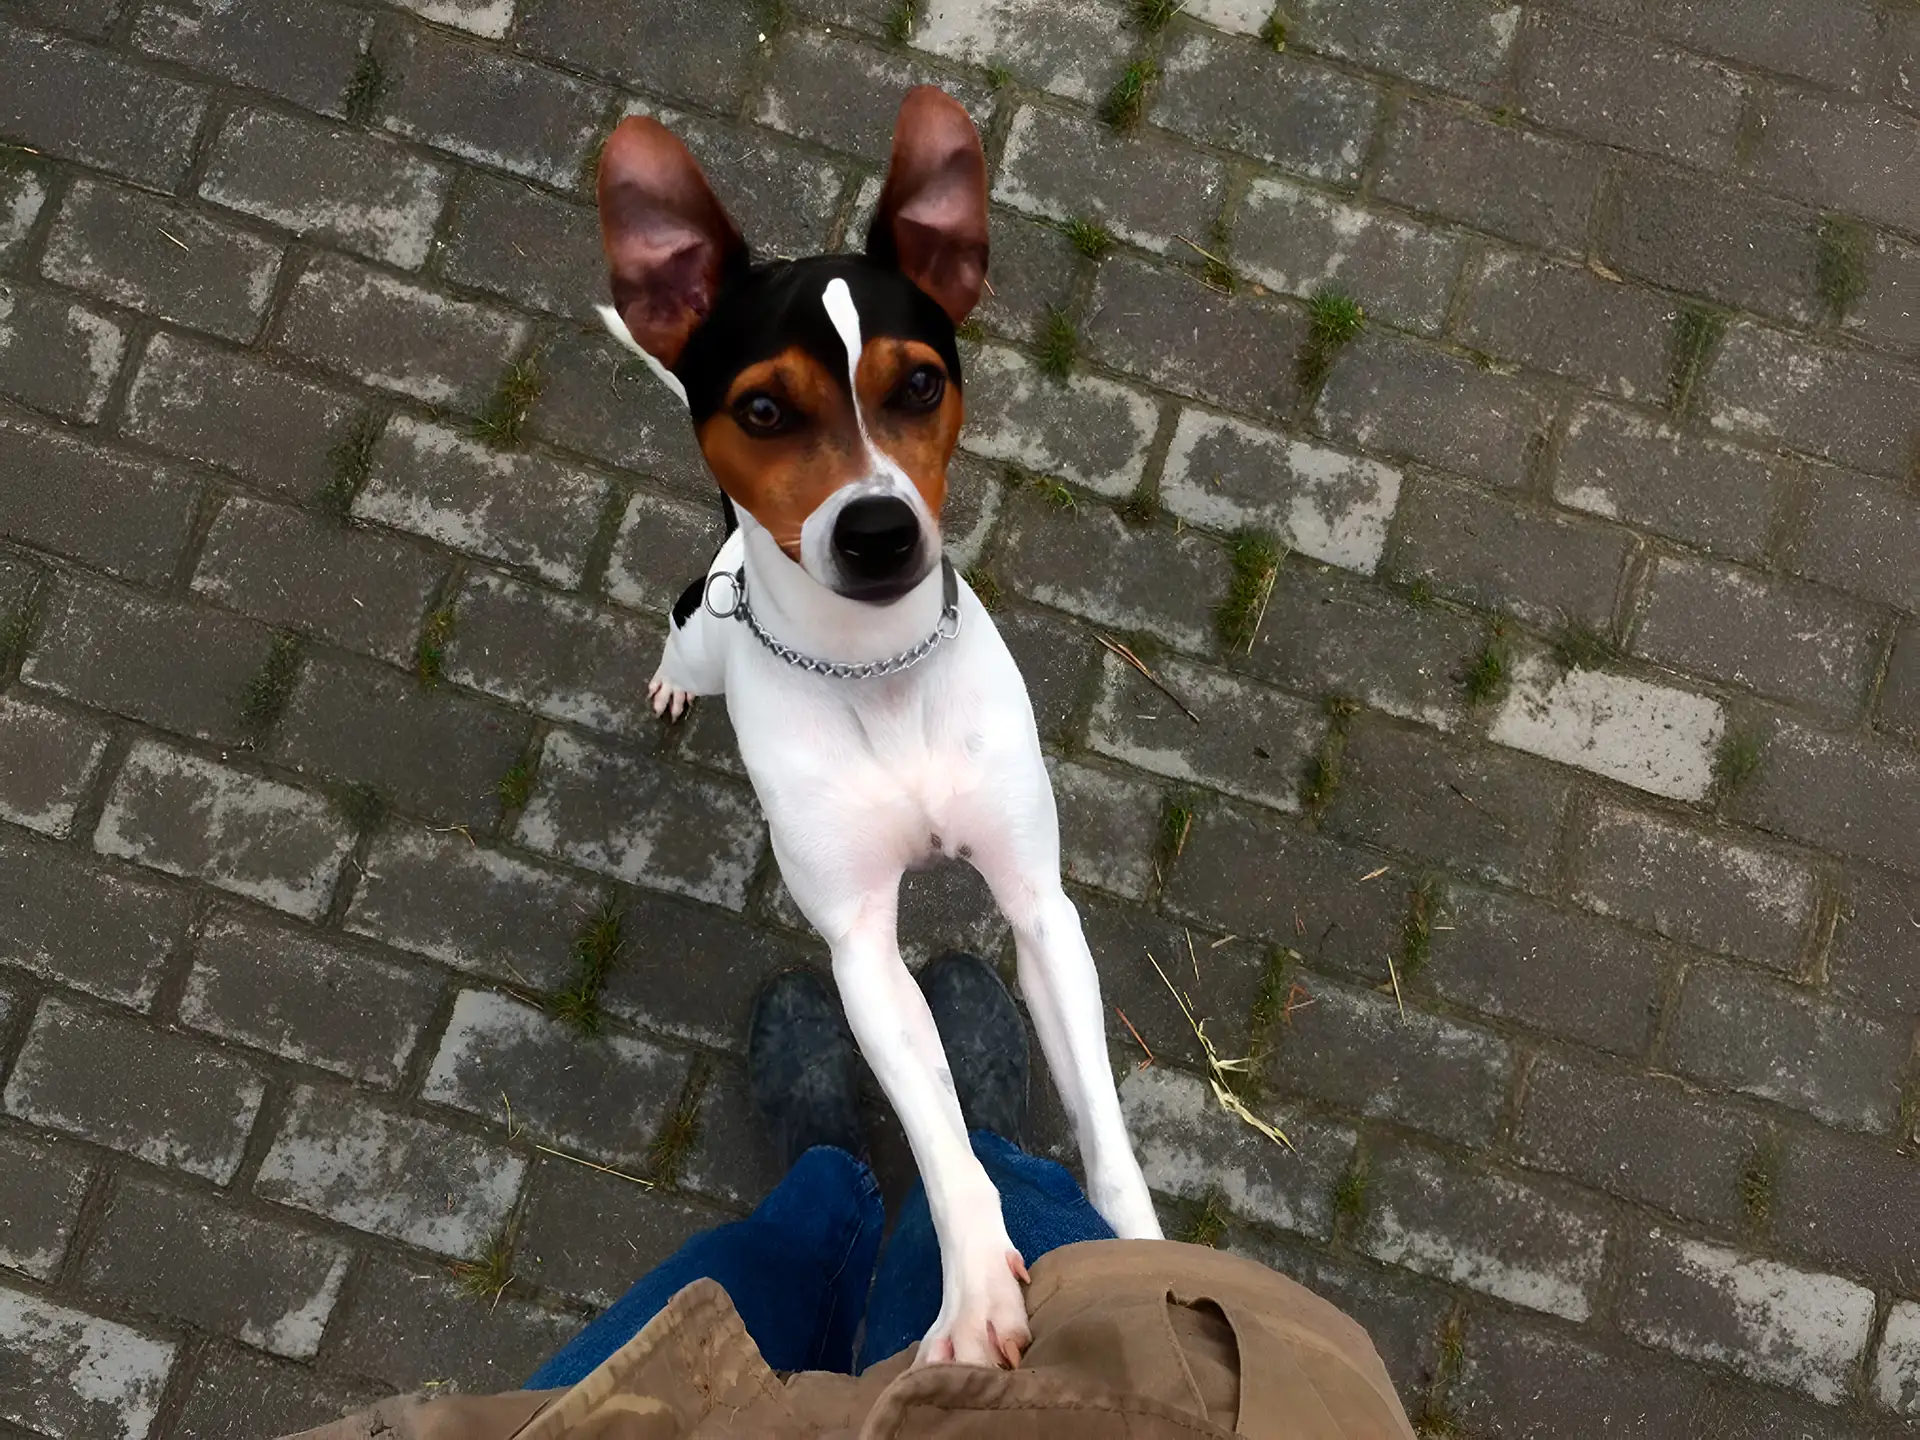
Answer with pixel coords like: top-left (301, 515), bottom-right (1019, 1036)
top-left (593, 86), bottom-right (1160, 1368)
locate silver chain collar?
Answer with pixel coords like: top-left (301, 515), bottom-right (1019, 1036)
top-left (705, 559), bottom-right (962, 681)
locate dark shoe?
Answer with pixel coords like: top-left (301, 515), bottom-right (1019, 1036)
top-left (919, 952), bottom-right (1028, 1142)
top-left (748, 967), bottom-right (866, 1168)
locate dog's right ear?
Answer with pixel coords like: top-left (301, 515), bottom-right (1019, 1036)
top-left (597, 117), bottom-right (748, 370)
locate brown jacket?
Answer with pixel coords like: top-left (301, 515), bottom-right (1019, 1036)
top-left (292, 1240), bottom-right (1417, 1439)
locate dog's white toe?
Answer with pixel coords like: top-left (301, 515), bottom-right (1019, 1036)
top-left (647, 674), bottom-right (694, 721)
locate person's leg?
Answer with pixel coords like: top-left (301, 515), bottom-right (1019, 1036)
top-left (529, 1144), bottom-right (883, 1386)
top-left (859, 1128), bottom-right (1115, 1370)
top-left (856, 952), bottom-right (1118, 1371)
top-left (528, 967), bottom-right (881, 1386)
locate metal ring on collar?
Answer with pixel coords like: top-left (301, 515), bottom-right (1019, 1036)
top-left (703, 570), bottom-right (742, 619)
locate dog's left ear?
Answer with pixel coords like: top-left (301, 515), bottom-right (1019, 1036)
top-left (865, 87), bottom-right (989, 325)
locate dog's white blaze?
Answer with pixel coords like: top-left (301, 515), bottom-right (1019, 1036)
top-left (821, 276), bottom-right (866, 426)
top-left (594, 303), bottom-right (689, 409)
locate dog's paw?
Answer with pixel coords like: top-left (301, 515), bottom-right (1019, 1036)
top-left (916, 1248), bottom-right (1031, 1370)
top-left (647, 673), bottom-right (694, 722)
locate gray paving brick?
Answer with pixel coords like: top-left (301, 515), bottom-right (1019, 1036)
top-left (994, 484), bottom-right (1230, 653)
top-left (520, 0), bottom-right (760, 112)
top-left (597, 887), bottom-right (813, 1051)
top-left (1234, 178), bottom-right (1463, 337)
top-left (1876, 1303), bottom-right (1920, 1418)
top-left (1458, 250), bottom-right (1676, 403)
top-left (358, 416), bottom-right (610, 589)
top-left (1654, 0), bottom-right (1877, 92)
top-left (80, 1179), bottom-right (349, 1360)
top-left (379, 28), bottom-right (607, 189)
top-left (1705, 322), bottom-right (1920, 482)
top-left (1360, 1144), bottom-right (1610, 1320)
top-left (605, 490), bottom-right (724, 616)
top-left (425, 989), bottom-right (689, 1168)
top-left (1830, 868), bottom-right (1920, 1017)
top-left (1883, 625), bottom-right (1920, 738)
top-left (1268, 976), bottom-right (1515, 1147)
top-left (1285, 0), bottom-right (1518, 99)
top-left (1789, 466), bottom-right (1920, 612)
top-left (1619, 1228), bottom-right (1874, 1404)
top-left (0, 25), bottom-right (208, 189)
top-left (1075, 893), bottom-right (1260, 1074)
top-left (439, 171), bottom-right (601, 315)
top-left (1748, 91), bottom-right (1920, 234)
top-left (170, 1345), bottom-right (380, 1440)
top-left (1238, 567), bottom-right (1481, 733)
top-left (0, 164), bottom-right (49, 266)
top-left (1664, 963), bottom-right (1906, 1133)
top-left (972, 209), bottom-right (1081, 344)
top-left (1120, 1064), bottom-right (1354, 1240)
top-left (1454, 1310), bottom-right (1868, 1440)
top-left (1847, 230), bottom-right (1920, 356)
top-left (1725, 717), bottom-right (1920, 876)
top-left (1387, 477), bottom-right (1631, 629)
top-left (958, 342), bottom-right (1160, 499)
top-left (527, 330), bottom-right (708, 485)
top-left (1049, 757), bottom-right (1161, 901)
top-left (391, 0), bottom-right (514, 36)
top-left (41, 178), bottom-right (281, 342)
top-left (1571, 800), bottom-right (1816, 973)
top-left (754, 29), bottom-right (991, 158)
top-left (1374, 98), bottom-right (1600, 254)
top-left (897, 860), bottom-right (1013, 968)
top-left (1428, 887), bottom-right (1670, 1055)
top-left (992, 606), bottom-right (1097, 748)
top-left (1088, 650), bottom-right (1325, 813)
top-left (1518, 11), bottom-right (1747, 168)
top-left (1166, 802), bottom-right (1404, 984)
top-left (1597, 163), bottom-right (1819, 327)
top-left (0, 835), bottom-right (186, 1007)
top-left (1632, 554), bottom-right (1882, 714)
top-left (22, 576), bottom-right (272, 746)
top-left (95, 740), bottom-right (354, 919)
top-left (1896, 9), bottom-right (1920, 116)
top-left (1775, 1125), bottom-right (1920, 1293)
top-left (994, 104), bottom-right (1225, 259)
top-left (192, 497), bottom-right (446, 666)
top-left (677, 1063), bottom-right (783, 1209)
top-left (0, 282), bottom-right (128, 423)
top-left (1553, 400), bottom-right (1787, 562)
top-left (276, 253), bottom-right (529, 408)
top-left (4, 996), bottom-right (264, 1182)
top-left (521, 1157), bottom-right (723, 1306)
top-left (181, 906), bottom-right (441, 1085)
top-left (199, 105), bottom-right (454, 271)
top-left (1161, 408), bottom-right (1400, 574)
top-left (515, 731), bottom-right (764, 908)
top-left (119, 332), bottom-right (361, 503)
top-left (0, 1131), bottom-right (91, 1282)
top-left (329, 1257), bottom-right (573, 1394)
top-left (444, 571), bottom-right (660, 739)
top-left (0, 693), bottom-right (109, 838)
top-left (10, 0), bottom-right (122, 35)
top-left (910, 0), bottom-right (1130, 105)
top-left (255, 1083), bottom-right (524, 1256)
top-left (1324, 717), bottom-right (1572, 893)
top-left (0, 1289), bottom-right (175, 1440)
top-left (132, 0), bottom-right (370, 117)
top-left (344, 824), bottom-right (598, 993)
top-left (1154, 28), bottom-right (1380, 184)
top-left (0, 420), bottom-right (199, 585)
top-left (1515, 1056), bottom-right (1764, 1230)
top-left (1085, 254), bottom-right (1311, 425)
top-left (627, 104), bottom-right (848, 263)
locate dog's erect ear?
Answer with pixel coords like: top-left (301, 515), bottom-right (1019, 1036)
top-left (865, 87), bottom-right (989, 325)
top-left (597, 116), bottom-right (748, 369)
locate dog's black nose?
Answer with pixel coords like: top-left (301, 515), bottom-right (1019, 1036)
top-left (832, 496), bottom-right (920, 581)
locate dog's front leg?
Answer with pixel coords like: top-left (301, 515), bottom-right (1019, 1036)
top-left (648, 579), bottom-right (731, 721)
top-left (827, 896), bottom-right (1031, 1368)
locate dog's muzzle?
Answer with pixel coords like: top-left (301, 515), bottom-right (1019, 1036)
top-left (831, 494), bottom-right (926, 601)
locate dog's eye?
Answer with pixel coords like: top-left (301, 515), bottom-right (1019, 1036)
top-left (734, 392), bottom-right (788, 435)
top-left (895, 364), bottom-right (945, 412)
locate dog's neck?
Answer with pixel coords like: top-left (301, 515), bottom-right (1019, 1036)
top-left (736, 511), bottom-right (947, 669)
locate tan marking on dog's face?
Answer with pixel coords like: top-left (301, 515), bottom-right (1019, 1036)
top-left (695, 339), bottom-right (960, 558)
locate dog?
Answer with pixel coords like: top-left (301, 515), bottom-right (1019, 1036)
top-left (593, 86), bottom-right (1161, 1369)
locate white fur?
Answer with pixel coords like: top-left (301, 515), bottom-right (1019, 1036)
top-left (645, 284), bottom-right (1160, 1370)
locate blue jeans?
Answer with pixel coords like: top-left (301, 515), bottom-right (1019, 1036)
top-left (526, 1131), bottom-right (1116, 1387)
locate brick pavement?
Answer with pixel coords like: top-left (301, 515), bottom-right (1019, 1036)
top-left (1, 0), bottom-right (1918, 1434)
